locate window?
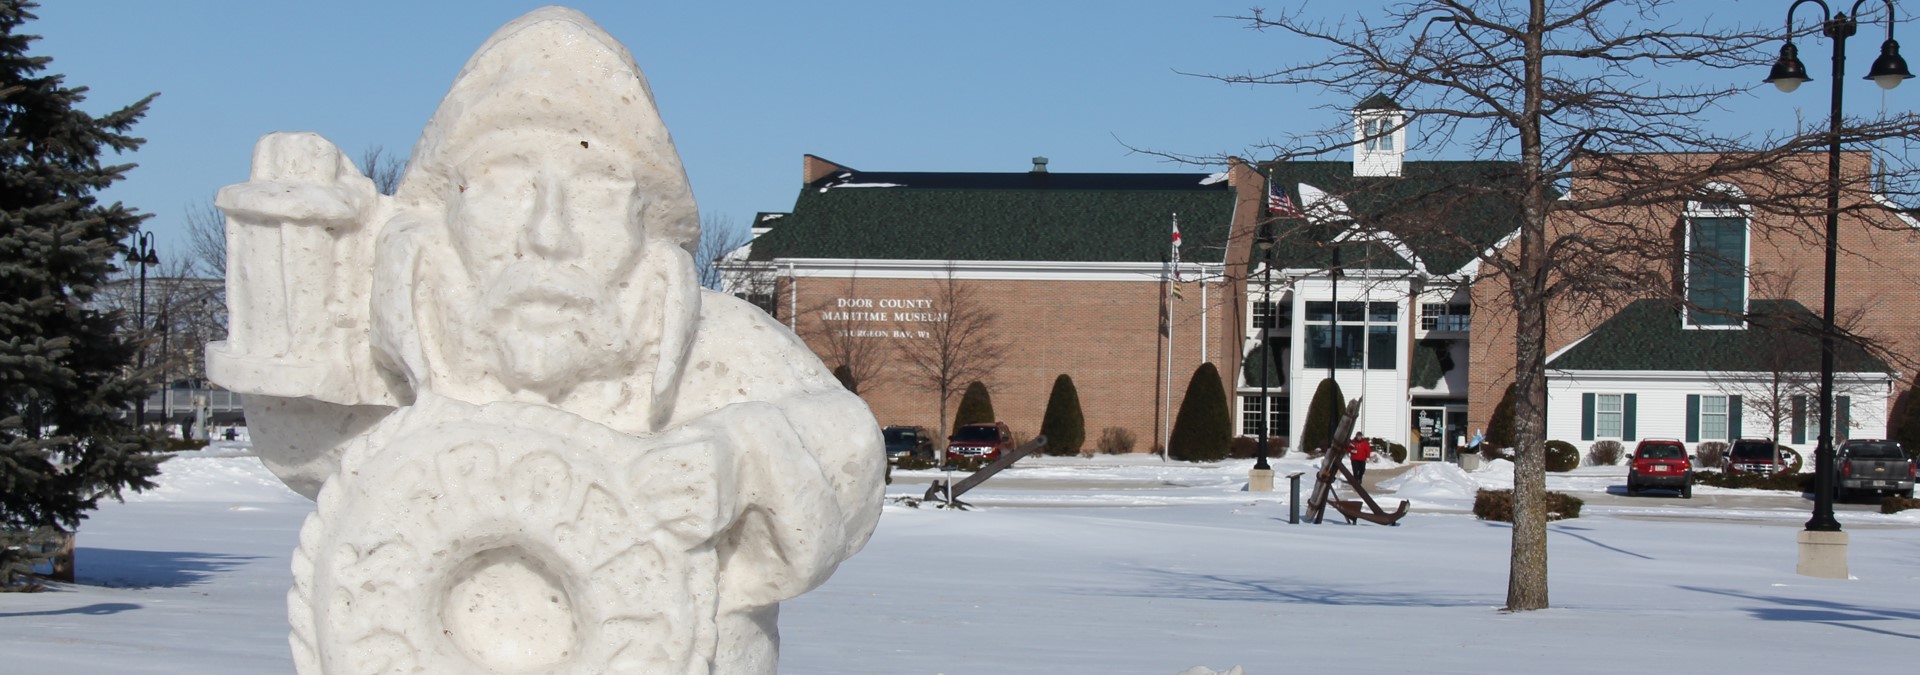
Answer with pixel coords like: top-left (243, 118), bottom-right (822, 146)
top-left (1367, 326), bottom-right (1397, 369)
top-left (1362, 117), bottom-right (1395, 151)
top-left (1420, 303), bottom-right (1471, 332)
top-left (1685, 185), bottom-right (1749, 327)
top-left (1595, 394), bottom-right (1623, 439)
top-left (1303, 300), bottom-right (1398, 370)
top-left (1240, 395), bottom-right (1288, 438)
top-left (1250, 298), bottom-right (1290, 331)
top-left (1699, 395), bottom-right (1728, 441)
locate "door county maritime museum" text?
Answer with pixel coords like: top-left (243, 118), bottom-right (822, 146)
top-left (817, 297), bottom-right (946, 339)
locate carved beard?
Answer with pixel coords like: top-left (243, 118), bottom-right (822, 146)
top-left (420, 253), bottom-right (648, 403)
top-left (481, 260), bottom-right (638, 396)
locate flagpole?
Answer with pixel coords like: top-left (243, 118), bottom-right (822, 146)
top-left (1162, 213), bottom-right (1177, 460)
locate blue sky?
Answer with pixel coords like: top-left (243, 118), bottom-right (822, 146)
top-left (33, 1), bottom-right (1914, 265)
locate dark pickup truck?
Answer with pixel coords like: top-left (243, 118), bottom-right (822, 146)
top-left (1835, 439), bottom-right (1915, 501)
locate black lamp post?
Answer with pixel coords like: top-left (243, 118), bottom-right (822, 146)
top-left (1763, 0), bottom-right (1911, 533)
top-left (128, 230), bottom-right (159, 428)
top-left (1255, 223), bottom-right (1276, 472)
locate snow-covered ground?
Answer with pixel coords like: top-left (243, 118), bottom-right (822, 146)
top-left (3, 445), bottom-right (1917, 673)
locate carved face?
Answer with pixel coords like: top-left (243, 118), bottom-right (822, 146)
top-left (443, 131), bottom-right (647, 396)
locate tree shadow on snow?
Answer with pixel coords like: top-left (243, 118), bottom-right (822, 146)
top-left (0, 602), bottom-right (141, 619)
top-left (72, 547), bottom-right (263, 589)
top-left (1677, 585), bottom-right (1920, 640)
top-left (1545, 524), bottom-right (1654, 560)
top-left (1092, 565), bottom-right (1490, 608)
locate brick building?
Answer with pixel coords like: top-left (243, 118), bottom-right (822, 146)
top-left (1468, 152), bottom-right (1919, 451)
top-left (738, 99), bottom-right (1522, 458)
top-left (739, 155), bottom-right (1269, 452)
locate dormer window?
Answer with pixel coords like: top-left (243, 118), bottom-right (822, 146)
top-left (1352, 94), bottom-right (1405, 177)
top-left (1363, 117), bottom-right (1395, 151)
top-left (1684, 182), bottom-right (1750, 328)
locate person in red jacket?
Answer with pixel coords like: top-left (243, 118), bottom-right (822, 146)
top-left (1349, 432), bottom-right (1373, 484)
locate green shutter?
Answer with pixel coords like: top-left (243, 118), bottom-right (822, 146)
top-left (1838, 395), bottom-right (1851, 443)
top-left (1581, 393), bottom-right (1595, 441)
top-left (1792, 395), bottom-right (1806, 445)
top-left (1623, 394), bottom-right (1637, 441)
top-left (1728, 395), bottom-right (1742, 440)
top-left (1685, 394), bottom-right (1700, 443)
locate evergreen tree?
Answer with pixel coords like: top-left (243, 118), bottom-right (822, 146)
top-left (952, 380), bottom-right (994, 430)
top-left (0, 0), bottom-right (161, 589)
top-left (1168, 363), bottom-right (1230, 462)
top-left (1486, 383), bottom-right (1519, 450)
top-left (1298, 377), bottom-right (1346, 454)
top-left (1038, 374), bottom-right (1084, 456)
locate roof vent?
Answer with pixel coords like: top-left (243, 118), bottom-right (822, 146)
top-left (1031, 156), bottom-right (1049, 173)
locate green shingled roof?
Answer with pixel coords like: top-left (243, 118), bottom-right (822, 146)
top-left (1259, 161), bottom-right (1525, 274)
top-left (1548, 299), bottom-right (1889, 373)
top-left (747, 170), bottom-right (1236, 263)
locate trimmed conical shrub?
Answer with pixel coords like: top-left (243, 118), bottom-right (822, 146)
top-left (832, 364), bottom-right (857, 393)
top-left (1487, 383), bottom-right (1518, 450)
top-left (952, 381), bottom-right (996, 430)
top-left (1039, 374), bottom-right (1085, 456)
top-left (1168, 363), bottom-right (1231, 462)
top-left (1298, 377), bottom-right (1346, 453)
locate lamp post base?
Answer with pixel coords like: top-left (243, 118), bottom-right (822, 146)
top-left (1248, 468), bottom-right (1275, 492)
top-left (1796, 529), bottom-right (1850, 579)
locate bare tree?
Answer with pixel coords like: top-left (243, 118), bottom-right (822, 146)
top-left (184, 145), bottom-right (405, 280)
top-left (696, 213), bottom-right (750, 291)
top-left (794, 271), bottom-right (893, 394)
top-left (357, 146), bottom-right (405, 197)
top-left (892, 265), bottom-right (1009, 462)
top-left (1710, 305), bottom-right (1879, 462)
top-left (1210, 0), bottom-right (1920, 610)
top-left (184, 201), bottom-right (226, 279)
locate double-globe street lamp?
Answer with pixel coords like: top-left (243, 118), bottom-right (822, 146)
top-left (1762, 0), bottom-right (1910, 540)
top-left (1254, 222), bottom-right (1277, 474)
top-left (128, 229), bottom-right (159, 428)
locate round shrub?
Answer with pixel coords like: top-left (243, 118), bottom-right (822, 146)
top-left (1586, 440), bottom-right (1624, 466)
top-left (1388, 442), bottom-right (1408, 463)
top-left (1695, 441), bottom-right (1729, 469)
top-left (1544, 440), bottom-right (1580, 472)
top-left (1096, 427), bottom-right (1137, 455)
top-left (1473, 488), bottom-right (1584, 522)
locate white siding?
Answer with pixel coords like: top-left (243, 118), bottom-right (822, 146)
top-left (1286, 276), bottom-right (1416, 449)
top-left (1547, 370), bottom-right (1895, 452)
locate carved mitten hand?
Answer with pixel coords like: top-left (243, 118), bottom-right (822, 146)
top-left (209, 132), bottom-right (383, 403)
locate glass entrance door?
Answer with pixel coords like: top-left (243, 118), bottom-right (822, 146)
top-left (1413, 407), bottom-right (1445, 462)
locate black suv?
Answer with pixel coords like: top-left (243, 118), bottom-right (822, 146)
top-left (882, 425), bottom-right (934, 460)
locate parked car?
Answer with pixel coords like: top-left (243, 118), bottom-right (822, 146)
top-left (1726, 438), bottom-right (1789, 475)
top-left (1835, 439), bottom-right (1915, 501)
top-left (882, 425), bottom-right (934, 460)
top-left (1627, 438), bottom-right (1692, 498)
top-left (947, 422), bottom-right (1014, 461)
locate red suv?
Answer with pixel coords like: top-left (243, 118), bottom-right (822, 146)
top-left (947, 422), bottom-right (1014, 461)
top-left (1627, 439), bottom-right (1693, 498)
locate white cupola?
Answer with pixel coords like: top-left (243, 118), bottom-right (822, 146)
top-left (1353, 94), bottom-right (1405, 177)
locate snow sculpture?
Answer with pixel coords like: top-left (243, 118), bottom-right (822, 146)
top-left (206, 7), bottom-right (884, 673)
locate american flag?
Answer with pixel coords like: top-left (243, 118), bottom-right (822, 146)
top-left (1268, 180), bottom-right (1301, 217)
